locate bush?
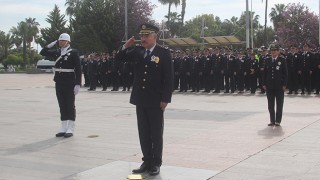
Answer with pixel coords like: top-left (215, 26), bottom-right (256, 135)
top-left (3, 54), bottom-right (23, 66)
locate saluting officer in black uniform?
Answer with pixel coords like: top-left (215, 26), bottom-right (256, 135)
top-left (116, 24), bottom-right (173, 176)
top-left (40, 33), bottom-right (81, 138)
top-left (263, 44), bottom-right (288, 126)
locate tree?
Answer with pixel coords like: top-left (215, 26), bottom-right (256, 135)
top-left (158, 0), bottom-right (180, 29)
top-left (25, 18), bottom-right (40, 64)
top-left (1, 33), bottom-right (15, 60)
top-left (165, 12), bottom-right (182, 37)
top-left (38, 5), bottom-right (69, 47)
top-left (116, 0), bottom-right (155, 42)
top-left (10, 21), bottom-right (28, 67)
top-left (269, 4), bottom-right (286, 30)
top-left (65, 0), bottom-right (82, 17)
top-left (276, 3), bottom-right (319, 47)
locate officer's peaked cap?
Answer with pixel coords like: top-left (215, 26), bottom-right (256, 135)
top-left (139, 23), bottom-right (159, 35)
top-left (269, 44), bottom-right (280, 50)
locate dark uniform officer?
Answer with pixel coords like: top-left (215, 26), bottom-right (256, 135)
top-left (40, 33), bottom-right (81, 138)
top-left (201, 48), bottom-right (213, 93)
top-left (109, 51), bottom-right (120, 91)
top-left (235, 50), bottom-right (246, 93)
top-left (223, 49), bottom-right (237, 93)
top-left (81, 56), bottom-right (90, 87)
top-left (177, 50), bottom-right (189, 92)
top-left (116, 23), bottom-right (173, 176)
top-left (297, 43), bottom-right (314, 95)
top-left (247, 52), bottom-right (258, 94)
top-left (263, 44), bottom-right (288, 126)
top-left (212, 49), bottom-right (224, 93)
top-left (99, 53), bottom-right (109, 91)
top-left (286, 45), bottom-right (299, 94)
top-left (87, 54), bottom-right (98, 91)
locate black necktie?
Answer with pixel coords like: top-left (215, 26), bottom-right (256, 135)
top-left (145, 50), bottom-right (150, 61)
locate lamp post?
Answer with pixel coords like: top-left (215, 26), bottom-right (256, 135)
top-left (201, 18), bottom-right (208, 48)
top-left (124, 0), bottom-right (128, 41)
top-left (246, 0), bottom-right (250, 48)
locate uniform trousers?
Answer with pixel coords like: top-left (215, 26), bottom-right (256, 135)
top-left (266, 88), bottom-right (284, 124)
top-left (101, 73), bottom-right (108, 90)
top-left (55, 82), bottom-right (75, 121)
top-left (136, 106), bottom-right (164, 166)
top-left (89, 73), bottom-right (97, 90)
top-left (249, 74), bottom-right (257, 93)
top-left (300, 71), bottom-right (311, 93)
top-left (179, 74), bottom-right (187, 91)
top-left (287, 70), bottom-right (298, 93)
top-left (224, 73), bottom-right (235, 92)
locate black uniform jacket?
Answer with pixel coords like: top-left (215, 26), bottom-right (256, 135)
top-left (40, 47), bottom-right (82, 85)
top-left (263, 56), bottom-right (288, 89)
top-left (116, 45), bottom-right (173, 107)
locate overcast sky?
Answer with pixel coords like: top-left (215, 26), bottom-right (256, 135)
top-left (0, 0), bottom-right (318, 34)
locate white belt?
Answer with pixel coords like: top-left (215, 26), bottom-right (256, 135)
top-left (54, 68), bottom-right (75, 72)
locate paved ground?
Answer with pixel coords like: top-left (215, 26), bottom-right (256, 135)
top-left (0, 74), bottom-right (319, 180)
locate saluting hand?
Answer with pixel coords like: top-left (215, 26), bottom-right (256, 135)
top-left (160, 102), bottom-right (168, 111)
top-left (124, 36), bottom-right (135, 49)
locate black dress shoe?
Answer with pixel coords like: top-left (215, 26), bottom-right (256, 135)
top-left (102, 89), bottom-right (107, 91)
top-left (64, 133), bottom-right (73, 138)
top-left (132, 162), bottom-right (149, 174)
top-left (149, 165), bottom-right (160, 176)
top-left (55, 132), bottom-right (66, 137)
top-left (268, 123), bottom-right (275, 126)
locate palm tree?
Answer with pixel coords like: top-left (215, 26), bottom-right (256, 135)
top-left (181, 0), bottom-right (186, 25)
top-left (269, 4), bottom-right (286, 30)
top-left (1, 33), bottom-right (14, 59)
top-left (158, 0), bottom-right (180, 28)
top-left (10, 21), bottom-right (28, 67)
top-left (65, 0), bottom-right (82, 17)
top-left (25, 18), bottom-right (39, 64)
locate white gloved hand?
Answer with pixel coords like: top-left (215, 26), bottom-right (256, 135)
top-left (47, 40), bottom-right (57, 48)
top-left (74, 85), bottom-right (80, 95)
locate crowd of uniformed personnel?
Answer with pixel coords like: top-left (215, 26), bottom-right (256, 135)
top-left (81, 50), bottom-right (134, 92)
top-left (80, 42), bottom-right (320, 95)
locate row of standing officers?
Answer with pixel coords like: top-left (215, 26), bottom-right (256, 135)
top-left (81, 51), bottom-right (134, 91)
top-left (172, 44), bottom-right (320, 95)
top-left (79, 44), bottom-right (320, 95)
